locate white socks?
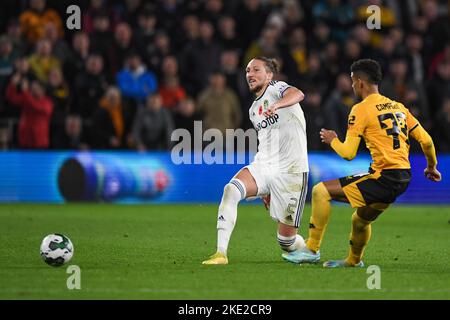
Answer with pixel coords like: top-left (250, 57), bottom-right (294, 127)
top-left (277, 233), bottom-right (305, 252)
top-left (216, 179), bottom-right (246, 255)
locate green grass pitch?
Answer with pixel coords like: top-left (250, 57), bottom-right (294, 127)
top-left (0, 203), bottom-right (449, 300)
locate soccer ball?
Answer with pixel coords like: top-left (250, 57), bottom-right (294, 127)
top-left (40, 234), bottom-right (74, 267)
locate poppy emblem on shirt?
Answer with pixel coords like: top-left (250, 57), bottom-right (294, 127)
top-left (258, 105), bottom-right (263, 115)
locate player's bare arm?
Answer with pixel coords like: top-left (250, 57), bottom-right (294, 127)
top-left (264, 87), bottom-right (305, 117)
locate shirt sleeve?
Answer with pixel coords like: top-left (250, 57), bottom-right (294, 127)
top-left (346, 104), bottom-right (368, 138)
top-left (405, 106), bottom-right (420, 134)
top-left (271, 81), bottom-right (292, 99)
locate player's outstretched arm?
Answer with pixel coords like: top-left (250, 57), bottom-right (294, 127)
top-left (409, 124), bottom-right (442, 182)
top-left (264, 87), bottom-right (304, 117)
top-left (320, 129), bottom-right (361, 161)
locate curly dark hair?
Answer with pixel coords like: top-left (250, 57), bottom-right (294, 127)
top-left (350, 59), bottom-right (383, 85)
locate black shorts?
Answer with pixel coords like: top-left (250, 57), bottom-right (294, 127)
top-left (339, 169), bottom-right (411, 208)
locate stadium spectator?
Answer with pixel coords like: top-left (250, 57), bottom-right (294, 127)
top-left (52, 114), bottom-right (89, 150)
top-left (172, 97), bottom-right (201, 135)
top-left (244, 26), bottom-right (280, 66)
top-left (64, 32), bottom-right (90, 86)
top-left (156, 0), bottom-right (183, 37)
top-left (389, 27), bottom-right (406, 53)
top-left (180, 20), bottom-right (222, 96)
top-left (5, 19), bottom-right (28, 56)
top-left (381, 58), bottom-right (430, 123)
top-left (121, 0), bottom-right (145, 29)
top-left (158, 56), bottom-right (186, 110)
top-left (313, 0), bottom-right (354, 43)
top-left (373, 35), bottom-right (397, 73)
top-left (174, 14), bottom-right (200, 51)
top-left (0, 36), bottom-right (17, 115)
top-left (47, 67), bottom-right (71, 149)
top-left (217, 16), bottom-right (242, 52)
top-left (298, 53), bottom-right (328, 96)
top-left (134, 7), bottom-right (158, 56)
top-left (302, 88), bottom-right (326, 151)
top-left (283, 27), bottom-right (308, 80)
top-left (0, 0), bottom-right (17, 34)
top-left (0, 36), bottom-right (16, 87)
top-left (19, 0), bottom-right (63, 44)
top-left (234, 0), bottom-right (270, 50)
top-left (131, 92), bottom-right (174, 151)
top-left (14, 56), bottom-right (33, 80)
top-left (28, 38), bottom-right (61, 84)
top-left (201, 0), bottom-right (226, 29)
top-left (73, 54), bottom-right (109, 119)
top-left (351, 24), bottom-right (373, 59)
top-left (323, 73), bottom-right (357, 140)
top-left (82, 0), bottom-right (120, 34)
top-left (91, 86), bottom-right (125, 149)
top-left (427, 59), bottom-right (450, 115)
top-left (220, 50), bottom-right (252, 128)
top-left (89, 11), bottom-right (114, 64)
top-left (197, 70), bottom-right (242, 135)
top-left (0, 124), bottom-right (11, 150)
top-left (340, 38), bottom-right (362, 73)
top-left (220, 51), bottom-right (247, 98)
top-left (145, 31), bottom-right (173, 77)
top-left (310, 20), bottom-right (331, 53)
top-left (420, 0), bottom-right (450, 58)
top-left (43, 21), bottom-right (71, 65)
top-left (0, 0), bottom-right (448, 151)
top-left (6, 74), bottom-right (53, 148)
top-left (435, 98), bottom-right (450, 152)
top-left (3, 57), bottom-right (33, 120)
top-left (321, 42), bottom-right (340, 86)
top-left (109, 23), bottom-right (136, 76)
top-left (405, 32), bottom-right (427, 84)
top-left (280, 0), bottom-right (305, 33)
top-left (116, 52), bottom-right (158, 104)
top-left (428, 43), bottom-right (450, 80)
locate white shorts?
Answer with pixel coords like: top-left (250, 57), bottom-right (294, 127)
top-left (245, 162), bottom-right (308, 228)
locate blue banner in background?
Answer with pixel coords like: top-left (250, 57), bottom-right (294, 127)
top-left (0, 151), bottom-right (448, 204)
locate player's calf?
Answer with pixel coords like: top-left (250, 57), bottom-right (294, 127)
top-left (216, 179), bottom-right (247, 255)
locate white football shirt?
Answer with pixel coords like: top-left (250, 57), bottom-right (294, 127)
top-left (249, 81), bottom-right (309, 173)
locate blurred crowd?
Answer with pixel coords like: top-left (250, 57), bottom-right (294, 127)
top-left (0, 0), bottom-right (449, 152)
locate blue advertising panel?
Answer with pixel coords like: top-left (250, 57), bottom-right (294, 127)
top-left (0, 151), bottom-right (448, 204)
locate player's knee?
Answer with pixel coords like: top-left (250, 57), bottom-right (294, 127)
top-left (369, 203), bottom-right (390, 212)
top-left (312, 182), bottom-right (331, 201)
top-left (352, 212), bottom-right (371, 230)
top-left (223, 179), bottom-right (246, 203)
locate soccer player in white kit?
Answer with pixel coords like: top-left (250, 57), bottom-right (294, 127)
top-left (202, 57), bottom-right (309, 265)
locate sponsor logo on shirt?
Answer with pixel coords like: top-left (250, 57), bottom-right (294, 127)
top-left (255, 114), bottom-right (280, 131)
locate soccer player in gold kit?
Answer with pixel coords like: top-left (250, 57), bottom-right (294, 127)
top-left (282, 59), bottom-right (442, 267)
